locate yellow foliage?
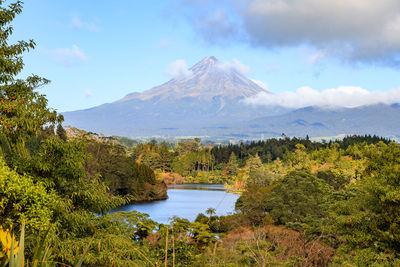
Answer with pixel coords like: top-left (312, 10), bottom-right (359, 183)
top-left (0, 226), bottom-right (19, 259)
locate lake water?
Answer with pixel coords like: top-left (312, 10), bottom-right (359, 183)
top-left (111, 184), bottom-right (240, 224)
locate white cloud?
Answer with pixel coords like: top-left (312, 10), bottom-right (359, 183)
top-left (250, 79), bottom-right (268, 90)
top-left (70, 15), bottom-right (98, 32)
top-left (245, 86), bottom-right (400, 108)
top-left (50, 45), bottom-right (88, 66)
top-left (165, 60), bottom-right (193, 79)
top-left (85, 90), bottom-right (94, 98)
top-left (217, 58), bottom-right (251, 75)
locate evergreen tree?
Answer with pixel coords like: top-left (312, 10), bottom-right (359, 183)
top-left (159, 141), bottom-right (173, 171)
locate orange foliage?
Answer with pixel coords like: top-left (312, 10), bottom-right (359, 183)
top-left (162, 172), bottom-right (185, 184)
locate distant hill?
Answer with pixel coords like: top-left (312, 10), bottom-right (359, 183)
top-left (63, 57), bottom-right (400, 140)
top-left (231, 103), bottom-right (400, 139)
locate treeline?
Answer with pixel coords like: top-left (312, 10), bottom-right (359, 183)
top-left (210, 134), bottom-right (390, 165)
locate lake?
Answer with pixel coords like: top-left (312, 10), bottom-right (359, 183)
top-left (111, 184), bottom-right (240, 224)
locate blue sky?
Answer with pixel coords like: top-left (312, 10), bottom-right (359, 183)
top-left (11, 0), bottom-right (400, 112)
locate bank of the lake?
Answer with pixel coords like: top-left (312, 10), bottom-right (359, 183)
top-left (111, 184), bottom-right (239, 224)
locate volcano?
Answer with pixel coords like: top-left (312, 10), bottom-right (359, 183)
top-left (63, 57), bottom-right (288, 137)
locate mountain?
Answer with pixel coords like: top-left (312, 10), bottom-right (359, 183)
top-left (63, 56), bottom-right (400, 140)
top-left (63, 56), bottom-right (290, 137)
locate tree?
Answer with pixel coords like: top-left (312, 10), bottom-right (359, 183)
top-left (206, 208), bottom-right (216, 217)
top-left (56, 124), bottom-right (67, 141)
top-left (0, 1), bottom-right (62, 159)
top-left (264, 171), bottom-right (332, 226)
top-left (245, 154), bottom-right (270, 186)
top-left (235, 185), bottom-right (273, 225)
top-left (290, 144), bottom-right (311, 171)
top-left (224, 152), bottom-right (238, 177)
top-left (159, 141), bottom-right (173, 171)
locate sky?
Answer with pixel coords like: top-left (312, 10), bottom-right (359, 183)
top-left (10, 0), bottom-right (400, 112)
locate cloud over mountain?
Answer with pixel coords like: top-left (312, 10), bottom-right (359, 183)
top-left (245, 86), bottom-right (400, 108)
top-left (216, 58), bottom-right (251, 75)
top-left (165, 60), bottom-right (193, 79)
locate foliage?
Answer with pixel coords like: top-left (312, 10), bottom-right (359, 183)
top-left (85, 138), bottom-right (161, 201)
top-left (0, 158), bottom-right (55, 232)
top-left (264, 171), bottom-right (332, 226)
top-left (0, 1), bottom-right (62, 159)
top-left (330, 142), bottom-right (400, 264)
top-left (235, 185), bottom-right (274, 225)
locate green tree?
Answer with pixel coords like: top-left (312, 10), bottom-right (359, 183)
top-left (265, 171), bottom-right (332, 226)
top-left (205, 208), bottom-right (216, 217)
top-left (235, 185), bottom-right (273, 225)
top-left (159, 141), bottom-right (173, 171)
top-left (0, 1), bottom-right (61, 159)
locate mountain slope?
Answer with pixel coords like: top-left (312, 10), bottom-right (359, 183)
top-left (120, 56), bottom-right (265, 102)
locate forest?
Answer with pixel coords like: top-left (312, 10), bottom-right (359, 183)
top-left (1, 2), bottom-right (400, 266)
top-left (124, 134), bottom-right (389, 188)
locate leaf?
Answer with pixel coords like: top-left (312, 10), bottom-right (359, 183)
top-left (15, 221), bottom-right (25, 267)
